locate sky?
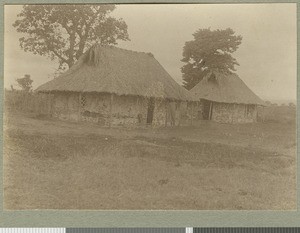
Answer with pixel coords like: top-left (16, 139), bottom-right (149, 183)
top-left (4, 4), bottom-right (297, 103)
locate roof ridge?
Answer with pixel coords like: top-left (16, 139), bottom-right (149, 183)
top-left (90, 43), bottom-right (154, 57)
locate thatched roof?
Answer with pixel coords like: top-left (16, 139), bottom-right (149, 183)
top-left (36, 44), bottom-right (193, 101)
top-left (190, 71), bottom-right (265, 105)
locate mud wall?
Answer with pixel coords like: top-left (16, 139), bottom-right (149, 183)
top-left (111, 95), bottom-right (148, 126)
top-left (160, 100), bottom-right (198, 127)
top-left (211, 102), bottom-right (257, 123)
top-left (79, 93), bottom-right (149, 126)
top-left (52, 92), bottom-right (79, 121)
top-left (51, 92), bottom-right (193, 127)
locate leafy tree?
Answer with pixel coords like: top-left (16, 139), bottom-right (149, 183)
top-left (16, 74), bottom-right (33, 92)
top-left (13, 5), bottom-right (129, 70)
top-left (181, 28), bottom-right (242, 90)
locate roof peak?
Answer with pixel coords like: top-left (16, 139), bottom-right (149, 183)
top-left (82, 44), bottom-right (155, 66)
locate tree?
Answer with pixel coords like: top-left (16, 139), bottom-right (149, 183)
top-left (16, 74), bottom-right (33, 92)
top-left (10, 85), bottom-right (15, 91)
top-left (288, 102), bottom-right (296, 108)
top-left (181, 28), bottom-right (242, 90)
top-left (265, 100), bottom-right (271, 106)
top-left (13, 5), bottom-right (129, 70)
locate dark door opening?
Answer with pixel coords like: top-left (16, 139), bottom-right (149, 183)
top-left (202, 100), bottom-right (213, 120)
top-left (147, 97), bottom-right (155, 124)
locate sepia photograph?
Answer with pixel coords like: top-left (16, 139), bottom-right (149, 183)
top-left (3, 3), bottom-right (297, 210)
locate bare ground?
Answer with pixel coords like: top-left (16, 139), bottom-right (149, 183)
top-left (3, 112), bottom-right (296, 210)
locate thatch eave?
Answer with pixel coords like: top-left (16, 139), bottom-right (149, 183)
top-left (36, 89), bottom-right (194, 102)
top-left (195, 97), bottom-right (266, 106)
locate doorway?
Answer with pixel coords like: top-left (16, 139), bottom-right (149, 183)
top-left (202, 100), bottom-right (213, 120)
top-left (147, 97), bottom-right (155, 124)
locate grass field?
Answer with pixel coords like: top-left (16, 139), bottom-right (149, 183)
top-left (3, 107), bottom-right (296, 210)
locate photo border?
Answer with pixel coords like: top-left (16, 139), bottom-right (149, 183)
top-left (0, 0), bottom-right (299, 227)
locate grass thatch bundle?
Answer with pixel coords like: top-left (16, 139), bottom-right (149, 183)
top-left (83, 44), bottom-right (104, 66)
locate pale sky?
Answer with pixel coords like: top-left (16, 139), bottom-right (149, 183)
top-left (4, 4), bottom-right (297, 102)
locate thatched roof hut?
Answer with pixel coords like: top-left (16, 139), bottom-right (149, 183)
top-left (190, 71), bottom-right (265, 105)
top-left (36, 44), bottom-right (195, 126)
top-left (190, 71), bottom-right (265, 123)
top-left (37, 44), bottom-right (192, 101)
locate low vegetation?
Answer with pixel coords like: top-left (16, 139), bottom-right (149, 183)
top-left (3, 105), bottom-right (296, 210)
top-left (258, 105), bottom-right (296, 124)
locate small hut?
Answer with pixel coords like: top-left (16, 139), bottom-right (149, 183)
top-left (36, 44), bottom-right (195, 127)
top-left (190, 71), bottom-right (265, 123)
